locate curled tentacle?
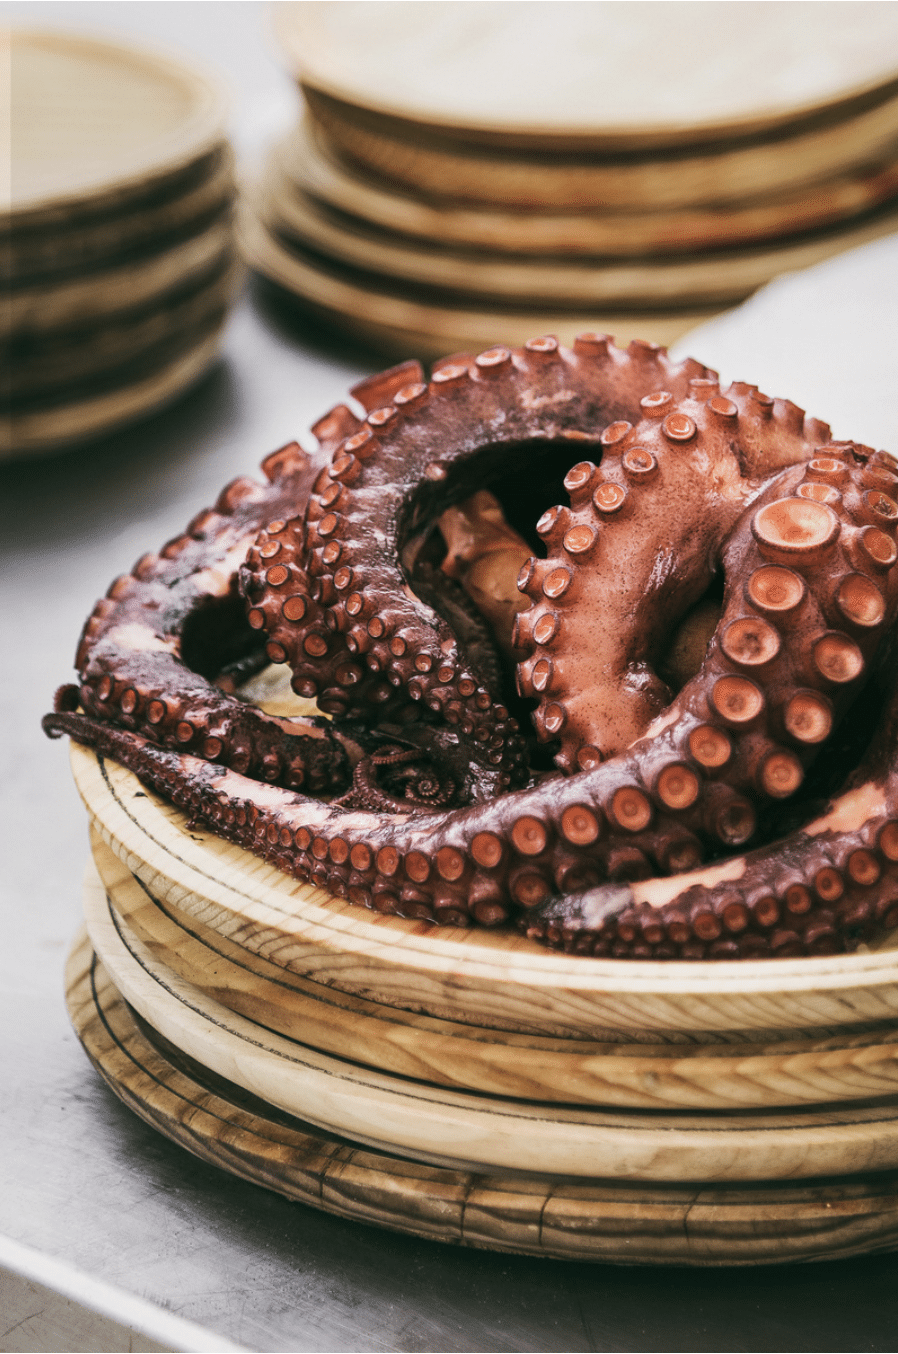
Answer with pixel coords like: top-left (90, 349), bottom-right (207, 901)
top-left (338, 744), bottom-right (458, 812)
top-left (42, 446), bottom-right (898, 949)
top-left (239, 338), bottom-right (718, 797)
top-left (513, 381), bottom-right (840, 771)
top-left (44, 335), bottom-right (898, 957)
top-left (525, 682), bottom-right (898, 959)
top-left (73, 442), bottom-right (349, 795)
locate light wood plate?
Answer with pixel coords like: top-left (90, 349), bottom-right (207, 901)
top-left (276, 3), bottom-right (898, 146)
top-left (93, 833), bottom-right (898, 1112)
top-left (80, 861), bottom-right (898, 1184)
top-left (259, 174), bottom-right (898, 308)
top-left (1, 325), bottom-right (227, 459)
top-left (6, 219), bottom-right (233, 337)
top-left (6, 150), bottom-right (234, 285)
top-left (8, 259), bottom-right (237, 400)
top-left (283, 120), bottom-right (898, 258)
top-left (65, 929), bottom-right (898, 1265)
top-left (5, 29), bottom-right (225, 221)
top-left (238, 210), bottom-right (722, 357)
top-left (73, 743), bottom-right (898, 1043)
top-left (304, 85), bottom-right (898, 211)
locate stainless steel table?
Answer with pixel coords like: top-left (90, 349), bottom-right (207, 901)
top-left (4, 5), bottom-right (898, 1350)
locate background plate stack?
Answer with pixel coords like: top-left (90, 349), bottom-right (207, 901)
top-left (3, 29), bottom-right (239, 459)
top-left (63, 670), bottom-right (898, 1267)
top-left (239, 1), bottom-right (898, 359)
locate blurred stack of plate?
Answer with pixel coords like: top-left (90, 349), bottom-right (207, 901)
top-left (3, 29), bottom-right (239, 459)
top-left (240, 1), bottom-right (898, 358)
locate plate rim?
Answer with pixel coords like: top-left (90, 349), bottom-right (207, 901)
top-left (6, 26), bottom-right (228, 217)
top-left (71, 742), bottom-right (898, 1004)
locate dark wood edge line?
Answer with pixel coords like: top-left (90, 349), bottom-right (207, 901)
top-left (97, 886), bottom-right (898, 1136)
top-left (113, 857), bottom-right (898, 1062)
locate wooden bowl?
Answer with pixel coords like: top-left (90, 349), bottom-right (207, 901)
top-left (5, 149), bottom-right (234, 286)
top-left (257, 174), bottom-right (898, 309)
top-left (80, 859), bottom-right (898, 1184)
top-left (303, 84), bottom-right (898, 212)
top-left (1, 323), bottom-right (228, 458)
top-left (7, 256), bottom-right (237, 400)
top-left (238, 208), bottom-right (723, 358)
top-left (68, 729), bottom-right (898, 1261)
top-left (6, 217), bottom-right (234, 338)
top-left (92, 831), bottom-right (898, 1113)
top-left (2, 30), bottom-right (237, 461)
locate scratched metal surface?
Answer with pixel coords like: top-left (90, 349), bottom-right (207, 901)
top-left (3, 4), bottom-right (898, 1351)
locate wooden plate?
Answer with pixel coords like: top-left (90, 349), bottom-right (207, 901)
top-left (6, 219), bottom-right (234, 337)
top-left (276, 3), bottom-right (898, 146)
top-left (283, 121), bottom-right (898, 258)
top-left (1, 325), bottom-right (226, 459)
top-left (65, 929), bottom-right (898, 1265)
top-left (5, 29), bottom-right (226, 222)
top-left (238, 210), bottom-right (722, 357)
top-left (304, 86), bottom-right (898, 212)
top-left (6, 149), bottom-right (234, 286)
top-left (80, 862), bottom-right (898, 1183)
top-left (259, 175), bottom-right (898, 308)
top-left (73, 743), bottom-right (898, 1042)
top-left (93, 833), bottom-right (898, 1112)
top-left (8, 259), bottom-right (237, 400)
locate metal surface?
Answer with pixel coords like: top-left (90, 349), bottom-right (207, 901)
top-left (3, 5), bottom-right (898, 1351)
top-left (0, 1234), bottom-right (246, 1352)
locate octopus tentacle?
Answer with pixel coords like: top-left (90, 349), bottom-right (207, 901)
top-left (44, 439), bottom-right (898, 945)
top-left (515, 381), bottom-right (832, 771)
top-left (240, 338), bottom-right (715, 796)
top-left (72, 442), bottom-right (348, 795)
top-left (42, 637), bottom-right (898, 952)
top-left (337, 742), bottom-right (459, 812)
top-left (526, 682), bottom-right (898, 959)
top-left (44, 336), bottom-right (898, 958)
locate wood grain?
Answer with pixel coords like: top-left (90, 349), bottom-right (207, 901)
top-left (276, 4), bottom-right (898, 146)
top-left (65, 927), bottom-right (898, 1265)
top-left (282, 121), bottom-right (898, 258)
top-left (82, 858), bottom-right (898, 1184)
top-left (6, 29), bottom-right (225, 218)
top-left (73, 744), bottom-right (898, 1042)
top-left (2, 327), bottom-right (227, 458)
top-left (238, 209), bottom-right (721, 358)
top-left (259, 173), bottom-right (898, 308)
top-left (92, 833), bottom-right (898, 1112)
top-left (6, 151), bottom-right (234, 284)
top-left (6, 220), bottom-right (233, 336)
top-left (304, 85), bottom-right (898, 211)
top-left (8, 260), bottom-right (237, 400)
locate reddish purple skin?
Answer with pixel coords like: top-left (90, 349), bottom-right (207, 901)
top-left (44, 338), bottom-right (898, 957)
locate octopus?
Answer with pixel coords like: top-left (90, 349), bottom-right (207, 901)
top-left (44, 335), bottom-right (898, 960)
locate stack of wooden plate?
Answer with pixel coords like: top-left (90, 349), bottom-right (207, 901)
top-left (3, 29), bottom-right (238, 459)
top-left (64, 670), bottom-right (898, 1266)
top-left (239, 2), bottom-right (898, 358)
